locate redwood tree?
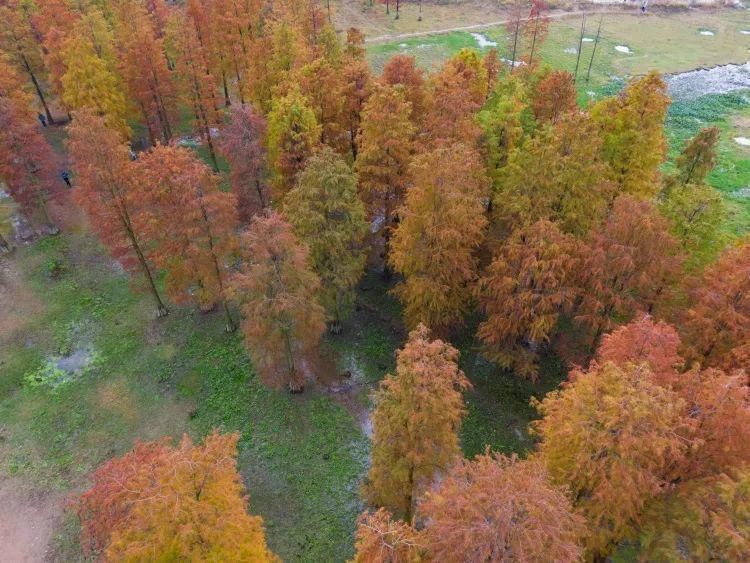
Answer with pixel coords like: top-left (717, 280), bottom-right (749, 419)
top-left (390, 143), bottom-right (489, 332)
top-left (477, 220), bottom-right (578, 379)
top-left (355, 85), bottom-right (415, 275)
top-left (596, 314), bottom-right (683, 387)
top-left (0, 99), bottom-right (60, 234)
top-left (419, 452), bottom-right (584, 562)
top-left (574, 195), bottom-right (684, 344)
top-left (680, 241), bottom-right (750, 368)
top-left (364, 324), bottom-right (471, 521)
top-left (76, 432), bottom-right (277, 561)
top-left (217, 105), bottom-right (269, 223)
top-left (228, 211), bottom-right (326, 391)
top-left (284, 148), bottom-right (368, 332)
top-left (67, 111), bottom-right (168, 317)
top-left (133, 145), bottom-right (239, 331)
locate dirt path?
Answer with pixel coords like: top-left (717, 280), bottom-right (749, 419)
top-left (364, 8), bottom-right (629, 43)
top-left (0, 477), bottom-right (65, 562)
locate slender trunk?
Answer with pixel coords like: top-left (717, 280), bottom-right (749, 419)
top-left (255, 177), bottom-right (267, 209)
top-left (22, 56), bottom-right (54, 125)
top-left (404, 464), bottom-right (414, 523)
top-left (510, 18), bottom-right (520, 72)
top-left (197, 196), bottom-right (236, 332)
top-left (586, 17), bottom-right (603, 82)
top-left (573, 14), bottom-right (587, 82)
top-left (528, 18), bottom-right (539, 66)
top-left (37, 195), bottom-right (59, 235)
top-left (221, 68), bottom-right (231, 107)
top-left (121, 210), bottom-right (168, 317)
top-left (0, 231), bottom-right (11, 253)
top-left (139, 100), bottom-right (157, 147)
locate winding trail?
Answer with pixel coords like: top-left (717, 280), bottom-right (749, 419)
top-left (365, 8), bottom-right (634, 43)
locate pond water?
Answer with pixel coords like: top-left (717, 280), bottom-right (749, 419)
top-left (665, 61), bottom-right (750, 101)
top-left (734, 136), bottom-right (750, 146)
top-left (699, 30), bottom-right (715, 36)
top-left (615, 45), bottom-right (632, 54)
top-left (471, 32), bottom-right (498, 48)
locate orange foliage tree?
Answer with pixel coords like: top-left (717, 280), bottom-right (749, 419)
top-left (355, 85), bottom-right (415, 276)
top-left (680, 241), bottom-right (750, 368)
top-left (0, 0), bottom-right (55, 123)
top-left (532, 361), bottom-right (691, 557)
top-left (419, 452), bottom-right (584, 562)
top-left (574, 195), bottom-right (684, 344)
top-left (167, 10), bottom-right (221, 171)
top-left (113, 0), bottom-right (177, 145)
top-left (390, 144), bottom-right (489, 332)
top-left (381, 55), bottom-right (426, 122)
top-left (67, 111), bottom-right (168, 316)
top-left (363, 324), bottom-right (471, 521)
top-left (228, 211), bottom-right (325, 391)
top-left (133, 145), bottom-right (239, 330)
top-left (352, 509), bottom-right (423, 563)
top-left (76, 432), bottom-right (277, 561)
top-left (477, 220), bottom-right (578, 379)
top-left (530, 69), bottom-right (577, 124)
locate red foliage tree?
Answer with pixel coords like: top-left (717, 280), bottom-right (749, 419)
top-left (0, 99), bottom-right (60, 233)
top-left (133, 145), bottom-right (239, 330)
top-left (531, 69), bottom-right (577, 123)
top-left (381, 55), bottom-right (426, 121)
top-left (419, 452), bottom-right (584, 562)
top-left (218, 105), bottom-right (269, 223)
top-left (575, 195), bottom-right (684, 344)
top-left (67, 111), bottom-right (168, 316)
top-left (680, 241), bottom-right (750, 368)
top-left (228, 211), bottom-right (326, 391)
top-left (596, 314), bottom-right (683, 387)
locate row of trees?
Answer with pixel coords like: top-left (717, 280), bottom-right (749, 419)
top-left (354, 310), bottom-right (750, 561)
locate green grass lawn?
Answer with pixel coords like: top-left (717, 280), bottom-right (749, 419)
top-left (0, 228), bottom-right (567, 560)
top-left (367, 10), bottom-right (750, 80)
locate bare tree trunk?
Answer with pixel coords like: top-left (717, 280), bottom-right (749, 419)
top-left (586, 17), bottom-right (603, 83)
top-left (0, 231), bottom-right (11, 254)
top-left (573, 14), bottom-right (587, 82)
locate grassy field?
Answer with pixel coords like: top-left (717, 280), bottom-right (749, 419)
top-left (366, 9), bottom-right (750, 79)
top-left (0, 224), bottom-right (562, 560)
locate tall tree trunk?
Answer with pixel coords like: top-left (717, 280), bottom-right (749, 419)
top-left (0, 231), bottom-right (11, 254)
top-left (221, 68), bottom-right (231, 107)
top-left (510, 18), bottom-right (520, 72)
top-left (123, 218), bottom-right (168, 317)
top-left (573, 14), bottom-right (587, 82)
top-left (22, 56), bottom-right (54, 124)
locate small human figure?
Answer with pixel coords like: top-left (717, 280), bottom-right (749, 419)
top-left (129, 149), bottom-right (137, 161)
top-left (60, 170), bottom-right (72, 188)
top-left (38, 113), bottom-right (47, 127)
top-left (641, 0), bottom-right (647, 12)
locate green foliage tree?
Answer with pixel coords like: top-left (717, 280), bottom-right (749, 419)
top-left (284, 148), bottom-right (368, 332)
top-left (267, 87), bottom-right (322, 201)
